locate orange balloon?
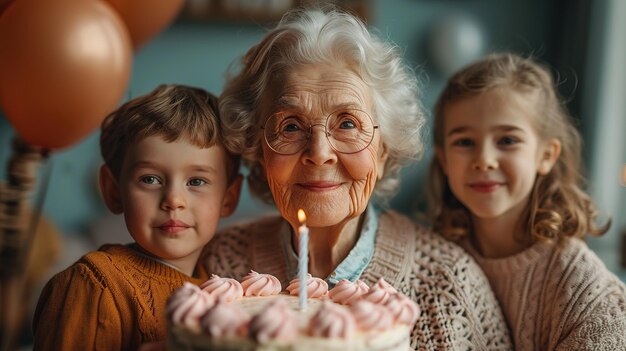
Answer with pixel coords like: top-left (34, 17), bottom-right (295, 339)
top-left (0, 0), bottom-right (13, 16)
top-left (105, 0), bottom-right (184, 49)
top-left (0, 0), bottom-right (132, 149)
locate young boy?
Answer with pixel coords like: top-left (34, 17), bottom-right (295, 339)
top-left (32, 85), bottom-right (242, 350)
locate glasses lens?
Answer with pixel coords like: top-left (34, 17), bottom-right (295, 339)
top-left (327, 109), bottom-right (375, 153)
top-left (264, 114), bottom-right (308, 154)
top-left (264, 109), bottom-right (377, 155)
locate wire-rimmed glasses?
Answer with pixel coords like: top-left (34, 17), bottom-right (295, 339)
top-left (262, 109), bottom-right (379, 155)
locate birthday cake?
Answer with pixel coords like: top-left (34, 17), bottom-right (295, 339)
top-left (167, 271), bottom-right (419, 351)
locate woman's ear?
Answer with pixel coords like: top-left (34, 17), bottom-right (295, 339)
top-left (376, 142), bottom-right (389, 180)
top-left (99, 165), bottom-right (124, 214)
top-left (220, 175), bottom-right (243, 217)
top-left (435, 146), bottom-right (447, 175)
top-left (538, 138), bottom-right (561, 175)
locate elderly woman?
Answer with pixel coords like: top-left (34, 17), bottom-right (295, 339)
top-left (201, 7), bottom-right (511, 349)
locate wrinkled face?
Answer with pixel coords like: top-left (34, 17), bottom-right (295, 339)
top-left (437, 91), bottom-right (557, 222)
top-left (113, 136), bottom-right (238, 262)
top-left (260, 64), bottom-right (387, 227)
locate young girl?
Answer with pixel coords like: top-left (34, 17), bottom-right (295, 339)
top-left (428, 53), bottom-right (626, 350)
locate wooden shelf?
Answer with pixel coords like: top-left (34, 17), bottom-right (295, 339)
top-left (180, 0), bottom-right (369, 25)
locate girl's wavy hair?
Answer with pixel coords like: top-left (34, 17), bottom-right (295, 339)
top-left (428, 53), bottom-right (609, 242)
top-left (219, 6), bottom-right (425, 205)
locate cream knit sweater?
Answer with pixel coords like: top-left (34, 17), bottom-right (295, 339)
top-left (199, 211), bottom-right (512, 350)
top-left (463, 237), bottom-right (626, 350)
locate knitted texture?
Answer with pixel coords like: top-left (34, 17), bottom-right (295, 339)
top-left (33, 244), bottom-right (208, 351)
top-left (463, 237), bottom-right (626, 351)
top-left (199, 211), bottom-right (512, 350)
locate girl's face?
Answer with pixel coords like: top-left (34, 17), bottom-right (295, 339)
top-left (436, 90), bottom-right (560, 223)
top-left (259, 63), bottom-right (387, 228)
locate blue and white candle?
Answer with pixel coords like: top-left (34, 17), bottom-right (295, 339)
top-left (297, 209), bottom-right (309, 310)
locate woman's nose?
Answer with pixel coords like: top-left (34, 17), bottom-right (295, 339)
top-left (160, 185), bottom-right (187, 211)
top-left (302, 124), bottom-right (338, 166)
top-left (472, 145), bottom-right (498, 171)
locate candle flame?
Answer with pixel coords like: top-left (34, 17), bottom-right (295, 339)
top-left (298, 209), bottom-right (306, 224)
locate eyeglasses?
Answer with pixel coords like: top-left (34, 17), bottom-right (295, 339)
top-left (262, 109), bottom-right (379, 155)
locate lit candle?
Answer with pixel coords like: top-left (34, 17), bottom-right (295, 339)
top-left (297, 209), bottom-right (309, 310)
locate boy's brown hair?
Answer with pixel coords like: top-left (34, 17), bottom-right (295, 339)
top-left (428, 53), bottom-right (609, 243)
top-left (100, 84), bottom-right (240, 183)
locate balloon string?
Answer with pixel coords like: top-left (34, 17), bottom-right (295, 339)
top-left (0, 136), bottom-right (47, 351)
top-left (0, 137), bottom-right (46, 276)
top-left (24, 151), bottom-right (51, 274)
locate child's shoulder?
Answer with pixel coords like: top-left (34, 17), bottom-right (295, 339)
top-left (48, 244), bottom-right (136, 288)
top-left (80, 243), bottom-right (135, 266)
top-left (549, 237), bottom-right (626, 294)
top-left (544, 237), bottom-right (626, 336)
top-left (552, 237), bottom-right (603, 266)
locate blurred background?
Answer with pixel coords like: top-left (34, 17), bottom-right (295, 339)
top-left (0, 0), bottom-right (625, 349)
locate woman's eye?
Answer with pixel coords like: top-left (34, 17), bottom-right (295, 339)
top-left (139, 176), bottom-right (160, 185)
top-left (282, 123), bottom-right (301, 132)
top-left (279, 116), bottom-right (304, 133)
top-left (188, 178), bottom-right (207, 187)
top-left (339, 119), bottom-right (357, 129)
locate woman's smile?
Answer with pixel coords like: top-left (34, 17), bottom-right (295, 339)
top-left (296, 181), bottom-right (343, 192)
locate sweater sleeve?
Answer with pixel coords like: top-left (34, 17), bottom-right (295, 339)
top-left (363, 213), bottom-right (512, 350)
top-left (555, 289), bottom-right (626, 351)
top-left (408, 245), bottom-right (512, 350)
top-left (33, 262), bottom-right (122, 351)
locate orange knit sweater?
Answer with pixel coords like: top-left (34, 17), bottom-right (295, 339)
top-left (32, 244), bottom-right (208, 351)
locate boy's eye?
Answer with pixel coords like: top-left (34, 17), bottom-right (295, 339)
top-left (188, 178), bottom-right (207, 187)
top-left (140, 175), bottom-right (161, 185)
top-left (498, 136), bottom-right (519, 146)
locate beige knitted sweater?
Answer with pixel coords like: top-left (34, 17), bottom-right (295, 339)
top-left (463, 237), bottom-right (626, 350)
top-left (199, 211), bottom-right (512, 350)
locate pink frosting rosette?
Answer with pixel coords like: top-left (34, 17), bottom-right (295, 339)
top-left (385, 293), bottom-right (420, 326)
top-left (328, 279), bottom-right (369, 305)
top-left (249, 299), bottom-right (299, 343)
top-left (350, 300), bottom-right (393, 331)
top-left (308, 301), bottom-right (356, 339)
top-left (200, 298), bottom-right (250, 338)
top-left (286, 274), bottom-right (328, 298)
top-left (362, 277), bottom-right (397, 304)
top-left (240, 270), bottom-right (282, 297)
top-left (167, 282), bottom-right (215, 333)
top-left (200, 274), bottom-right (244, 302)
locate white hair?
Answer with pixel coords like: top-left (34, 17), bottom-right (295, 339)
top-left (220, 6), bottom-right (426, 204)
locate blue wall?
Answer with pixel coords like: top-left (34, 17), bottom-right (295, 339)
top-left (0, 0), bottom-right (551, 236)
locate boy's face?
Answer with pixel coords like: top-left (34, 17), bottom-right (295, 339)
top-left (101, 135), bottom-right (241, 270)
